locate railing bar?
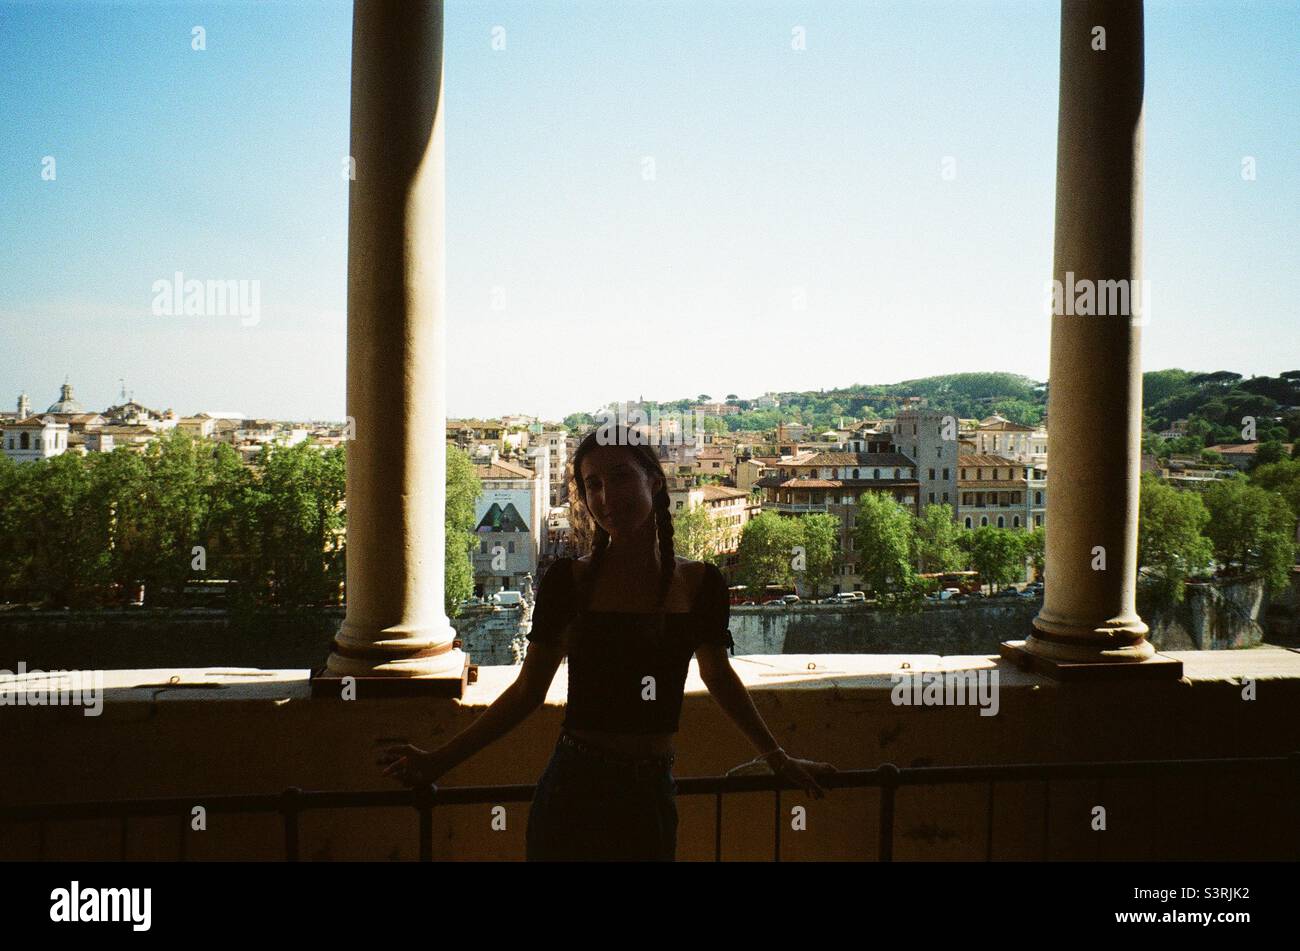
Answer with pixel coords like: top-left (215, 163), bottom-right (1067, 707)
top-left (417, 785), bottom-right (434, 862)
top-left (1148, 773), bottom-right (1155, 862)
top-left (984, 780), bottom-right (994, 862)
top-left (878, 764), bottom-right (898, 862)
top-left (773, 787), bottom-right (780, 863)
top-left (714, 792), bottom-right (722, 862)
top-left (1095, 777), bottom-right (1103, 862)
top-left (7, 752), bottom-right (1297, 861)
top-left (282, 789), bottom-right (301, 862)
top-left (1042, 779), bottom-right (1050, 862)
top-left (1290, 753), bottom-right (1300, 862)
top-left (4, 754), bottom-right (1294, 825)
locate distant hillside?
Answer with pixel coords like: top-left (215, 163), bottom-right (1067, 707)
top-left (564, 370), bottom-right (1300, 448)
top-left (1142, 369), bottom-right (1300, 455)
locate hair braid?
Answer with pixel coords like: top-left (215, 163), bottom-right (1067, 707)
top-left (652, 485), bottom-right (677, 640)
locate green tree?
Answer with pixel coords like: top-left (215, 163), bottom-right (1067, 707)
top-left (92, 446), bottom-right (150, 602)
top-left (0, 454), bottom-right (31, 599)
top-left (445, 445), bottom-right (483, 616)
top-left (1023, 525), bottom-right (1046, 578)
top-left (735, 510), bottom-right (804, 594)
top-left (1251, 440), bottom-right (1286, 469)
top-left (672, 501), bottom-right (728, 563)
top-left (968, 526), bottom-right (1025, 594)
top-left (852, 492), bottom-right (917, 601)
top-left (19, 453), bottom-right (112, 607)
top-left (1250, 458), bottom-right (1300, 524)
top-left (912, 504), bottom-right (964, 573)
top-left (1202, 476), bottom-right (1296, 592)
top-left (248, 441), bottom-right (347, 608)
top-left (1137, 474), bottom-right (1213, 603)
top-left (797, 512), bottom-right (841, 597)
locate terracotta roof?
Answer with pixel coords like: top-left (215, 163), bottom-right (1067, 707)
top-left (959, 454), bottom-right (1021, 467)
top-left (476, 459), bottom-right (536, 479)
top-left (3, 416), bottom-right (66, 429)
top-left (771, 451), bottom-right (915, 468)
top-left (695, 484), bottom-right (748, 500)
top-left (1204, 443), bottom-right (1293, 455)
top-left (758, 477), bottom-right (919, 490)
top-left (978, 420), bottom-right (1035, 432)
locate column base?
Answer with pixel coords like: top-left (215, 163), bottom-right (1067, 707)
top-left (311, 651), bottom-right (473, 699)
top-left (1000, 638), bottom-right (1183, 682)
top-left (318, 617), bottom-right (472, 696)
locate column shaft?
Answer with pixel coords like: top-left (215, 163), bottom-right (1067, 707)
top-left (1028, 0), bottom-right (1151, 662)
top-left (327, 0), bottom-right (464, 678)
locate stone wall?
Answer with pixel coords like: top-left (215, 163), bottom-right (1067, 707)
top-left (4, 650), bottom-right (1299, 861)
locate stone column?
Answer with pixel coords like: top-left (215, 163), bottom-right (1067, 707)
top-left (1022, 0), bottom-right (1154, 665)
top-left (326, 0), bottom-right (466, 682)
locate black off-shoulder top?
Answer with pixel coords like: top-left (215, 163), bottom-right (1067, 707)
top-left (525, 557), bottom-right (735, 734)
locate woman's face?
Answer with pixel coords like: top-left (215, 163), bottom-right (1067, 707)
top-left (579, 445), bottom-right (662, 539)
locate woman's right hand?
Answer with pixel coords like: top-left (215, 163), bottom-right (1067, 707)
top-left (377, 743), bottom-right (449, 787)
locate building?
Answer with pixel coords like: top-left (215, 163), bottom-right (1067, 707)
top-left (684, 445), bottom-right (733, 483)
top-left (469, 450), bottom-right (550, 598)
top-left (1, 416), bottom-right (70, 462)
top-left (755, 450), bottom-right (921, 593)
top-left (177, 416), bottom-right (217, 439)
top-left (1203, 442), bottom-right (1295, 471)
top-left (887, 407), bottom-right (959, 518)
top-left (666, 483), bottom-right (756, 571)
top-left (95, 424), bottom-right (155, 451)
top-left (958, 454), bottom-right (1044, 531)
top-left (534, 430), bottom-right (570, 507)
top-left (43, 381), bottom-right (85, 416)
top-left (971, 415), bottom-right (1048, 465)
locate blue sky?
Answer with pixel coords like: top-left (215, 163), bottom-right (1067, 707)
top-left (1, 0), bottom-right (1296, 421)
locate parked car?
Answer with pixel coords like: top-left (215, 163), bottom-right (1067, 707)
top-left (780, 594), bottom-right (801, 604)
top-left (826, 591), bottom-right (866, 604)
top-left (491, 590), bottom-right (523, 607)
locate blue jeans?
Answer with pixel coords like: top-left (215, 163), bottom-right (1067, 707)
top-left (526, 730), bottom-right (679, 861)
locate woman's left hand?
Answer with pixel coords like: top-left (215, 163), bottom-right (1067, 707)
top-left (772, 753), bottom-right (837, 799)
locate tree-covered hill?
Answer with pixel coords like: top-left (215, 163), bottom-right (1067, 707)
top-left (564, 369), bottom-right (1300, 447)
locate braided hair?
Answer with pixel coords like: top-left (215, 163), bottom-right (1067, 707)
top-left (558, 424), bottom-right (677, 653)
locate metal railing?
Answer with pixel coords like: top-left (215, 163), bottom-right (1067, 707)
top-left (4, 752), bottom-right (1297, 861)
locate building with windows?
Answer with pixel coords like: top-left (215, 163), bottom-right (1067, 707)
top-left (958, 454), bottom-right (1046, 531)
top-left (886, 407), bottom-right (959, 518)
top-left (755, 450), bottom-right (920, 593)
top-left (1, 415), bottom-right (70, 462)
top-left (971, 415), bottom-right (1048, 466)
top-left (469, 450), bottom-right (550, 598)
top-left (667, 483), bottom-right (756, 572)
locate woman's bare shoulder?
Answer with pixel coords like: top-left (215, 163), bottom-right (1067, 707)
top-left (675, 558), bottom-right (717, 601)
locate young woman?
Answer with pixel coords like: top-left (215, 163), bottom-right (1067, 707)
top-left (379, 424), bottom-right (837, 861)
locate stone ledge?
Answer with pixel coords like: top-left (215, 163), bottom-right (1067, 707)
top-left (3, 648), bottom-right (1298, 709)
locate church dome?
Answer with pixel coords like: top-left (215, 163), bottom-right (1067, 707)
top-left (46, 382), bottom-right (84, 414)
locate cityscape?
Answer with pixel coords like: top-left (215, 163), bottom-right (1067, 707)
top-left (1, 0), bottom-right (1298, 894)
top-left (4, 371), bottom-right (1296, 638)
